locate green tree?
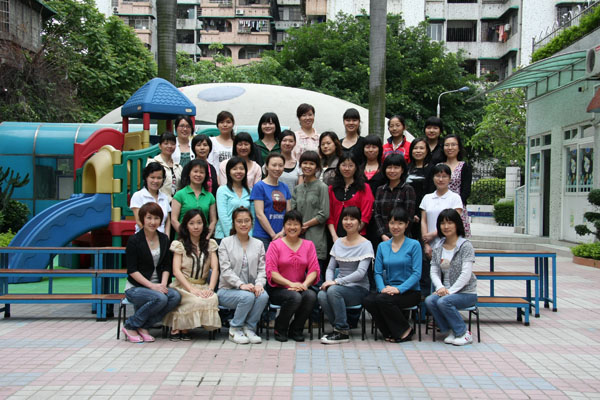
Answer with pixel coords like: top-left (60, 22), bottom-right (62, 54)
top-left (0, 0), bottom-right (157, 123)
top-left (470, 88), bottom-right (526, 168)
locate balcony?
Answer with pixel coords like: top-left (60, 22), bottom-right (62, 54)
top-left (176, 18), bottom-right (200, 30)
top-left (274, 20), bottom-right (303, 30)
top-left (277, 0), bottom-right (301, 5)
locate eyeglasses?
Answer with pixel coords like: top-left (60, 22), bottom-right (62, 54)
top-left (444, 143), bottom-right (458, 148)
top-left (178, 125), bottom-right (192, 130)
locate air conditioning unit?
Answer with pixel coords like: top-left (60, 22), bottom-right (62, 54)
top-left (586, 45), bottom-right (600, 78)
top-left (292, 22), bottom-right (300, 27)
top-left (235, 9), bottom-right (244, 15)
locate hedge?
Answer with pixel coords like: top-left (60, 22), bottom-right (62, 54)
top-left (0, 230), bottom-right (15, 247)
top-left (572, 242), bottom-right (600, 260)
top-left (493, 200), bottom-right (514, 226)
top-left (469, 178), bottom-right (505, 205)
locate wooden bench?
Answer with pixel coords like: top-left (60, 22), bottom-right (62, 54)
top-left (474, 271), bottom-right (540, 317)
top-left (477, 296), bottom-right (530, 326)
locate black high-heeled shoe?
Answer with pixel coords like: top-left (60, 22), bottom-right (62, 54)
top-left (398, 327), bottom-right (414, 343)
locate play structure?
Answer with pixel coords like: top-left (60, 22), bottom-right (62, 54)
top-left (6, 78), bottom-right (196, 282)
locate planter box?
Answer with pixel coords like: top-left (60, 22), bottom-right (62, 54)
top-left (573, 256), bottom-right (600, 268)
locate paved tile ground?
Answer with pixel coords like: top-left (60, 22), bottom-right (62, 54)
top-left (0, 234), bottom-right (598, 399)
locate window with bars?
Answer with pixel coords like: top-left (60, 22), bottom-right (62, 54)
top-left (0, 0), bottom-right (8, 33)
top-left (446, 20), bottom-right (476, 42)
top-left (564, 126), bottom-right (594, 193)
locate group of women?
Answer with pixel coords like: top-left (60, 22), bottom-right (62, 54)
top-left (121, 106), bottom-right (477, 347)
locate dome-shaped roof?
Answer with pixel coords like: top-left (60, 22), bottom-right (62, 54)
top-left (121, 78), bottom-right (196, 119)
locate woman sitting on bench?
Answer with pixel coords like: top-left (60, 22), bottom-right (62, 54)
top-left (122, 202), bottom-right (181, 343)
top-left (425, 208), bottom-right (477, 346)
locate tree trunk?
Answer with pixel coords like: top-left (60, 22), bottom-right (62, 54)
top-left (156, 0), bottom-right (176, 84)
top-left (369, 1), bottom-right (387, 140)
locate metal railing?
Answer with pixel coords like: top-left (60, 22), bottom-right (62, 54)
top-left (532, 1), bottom-right (600, 53)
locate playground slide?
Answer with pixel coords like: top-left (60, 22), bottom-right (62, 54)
top-left (8, 193), bottom-right (112, 283)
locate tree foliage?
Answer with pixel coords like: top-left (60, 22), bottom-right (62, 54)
top-left (177, 13), bottom-right (484, 144)
top-left (470, 88), bottom-right (526, 169)
top-left (0, 0), bottom-right (156, 123)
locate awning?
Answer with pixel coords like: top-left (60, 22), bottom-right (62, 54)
top-left (488, 50), bottom-right (586, 92)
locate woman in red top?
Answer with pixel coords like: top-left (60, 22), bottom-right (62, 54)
top-left (327, 151), bottom-right (374, 242)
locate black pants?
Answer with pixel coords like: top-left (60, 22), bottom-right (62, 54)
top-left (269, 286), bottom-right (317, 335)
top-left (363, 290), bottom-right (420, 339)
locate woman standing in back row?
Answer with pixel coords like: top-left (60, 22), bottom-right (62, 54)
top-left (293, 103), bottom-right (319, 161)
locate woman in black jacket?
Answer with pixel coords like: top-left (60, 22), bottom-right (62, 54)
top-left (122, 202), bottom-right (181, 343)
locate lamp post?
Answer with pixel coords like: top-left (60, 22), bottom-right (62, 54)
top-left (436, 86), bottom-right (470, 118)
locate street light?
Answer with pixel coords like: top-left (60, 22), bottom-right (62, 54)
top-left (436, 86), bottom-right (470, 118)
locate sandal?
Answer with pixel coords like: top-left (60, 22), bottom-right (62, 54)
top-left (180, 331), bottom-right (192, 341)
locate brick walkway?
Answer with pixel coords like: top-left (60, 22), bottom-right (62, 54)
top-left (0, 253), bottom-right (597, 399)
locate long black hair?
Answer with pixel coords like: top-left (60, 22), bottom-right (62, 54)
top-left (258, 112), bottom-right (282, 141)
top-left (225, 156), bottom-right (250, 193)
top-left (332, 151), bottom-right (365, 191)
top-left (381, 153), bottom-right (408, 184)
top-left (178, 209), bottom-right (209, 258)
top-left (361, 135), bottom-right (383, 170)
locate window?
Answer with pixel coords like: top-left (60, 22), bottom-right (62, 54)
top-left (557, 6), bottom-right (572, 27)
top-left (238, 19), bottom-right (269, 33)
top-left (201, 18), bottom-right (232, 32)
top-left (239, 46), bottom-right (263, 59)
top-left (129, 17), bottom-right (150, 30)
top-left (529, 153), bottom-right (540, 193)
top-left (288, 7), bottom-right (302, 21)
top-left (446, 20), bottom-right (476, 42)
top-left (177, 30), bottom-right (194, 44)
top-left (34, 158), bottom-right (74, 200)
top-left (0, 0), bottom-right (8, 33)
top-left (564, 126), bottom-right (594, 193)
top-left (427, 22), bottom-right (443, 41)
top-left (177, 5), bottom-right (195, 19)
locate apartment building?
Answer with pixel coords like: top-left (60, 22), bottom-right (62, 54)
top-left (96, 0), bottom-right (157, 53)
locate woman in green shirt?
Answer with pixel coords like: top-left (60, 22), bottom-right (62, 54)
top-left (291, 150), bottom-right (330, 279)
top-left (171, 159), bottom-right (217, 239)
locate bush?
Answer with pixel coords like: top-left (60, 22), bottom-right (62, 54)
top-left (493, 200), bottom-right (514, 225)
top-left (575, 189), bottom-right (600, 241)
top-left (469, 178), bottom-right (505, 205)
top-left (0, 200), bottom-right (30, 233)
top-left (0, 230), bottom-right (15, 247)
top-left (572, 243), bottom-right (600, 260)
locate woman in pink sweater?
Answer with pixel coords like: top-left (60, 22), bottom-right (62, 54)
top-left (266, 210), bottom-right (320, 342)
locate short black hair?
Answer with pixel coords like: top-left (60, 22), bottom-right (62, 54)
top-left (175, 115), bottom-right (194, 131)
top-left (381, 153), bottom-right (408, 183)
top-left (408, 138), bottom-right (431, 165)
top-left (362, 135), bottom-right (383, 169)
top-left (180, 158), bottom-right (209, 191)
top-left (191, 134), bottom-right (212, 157)
top-left (318, 131), bottom-right (342, 160)
top-left (343, 108), bottom-right (360, 121)
top-left (340, 206), bottom-right (361, 221)
top-left (424, 116), bottom-right (443, 133)
top-left (159, 131), bottom-right (176, 144)
top-left (283, 209), bottom-right (303, 225)
top-left (299, 150), bottom-right (321, 171)
top-left (143, 162), bottom-right (165, 189)
top-left (431, 163), bottom-right (451, 177)
top-left (232, 132), bottom-right (255, 159)
top-left (296, 103), bottom-right (315, 119)
top-left (389, 207), bottom-right (409, 223)
top-left (230, 206), bottom-right (253, 236)
top-left (436, 208), bottom-right (465, 238)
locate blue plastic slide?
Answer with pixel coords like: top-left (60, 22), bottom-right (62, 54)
top-left (8, 194), bottom-right (112, 283)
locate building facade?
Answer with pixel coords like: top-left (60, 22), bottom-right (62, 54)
top-left (0, 0), bottom-right (55, 56)
top-left (96, 0), bottom-right (157, 53)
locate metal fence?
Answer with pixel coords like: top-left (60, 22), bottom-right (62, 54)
top-left (532, 1), bottom-right (600, 53)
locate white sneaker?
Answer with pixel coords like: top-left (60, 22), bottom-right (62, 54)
top-left (243, 327), bottom-right (262, 344)
top-left (229, 327), bottom-right (250, 344)
top-left (443, 332), bottom-right (456, 344)
top-left (452, 331), bottom-right (473, 346)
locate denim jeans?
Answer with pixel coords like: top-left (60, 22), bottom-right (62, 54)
top-left (318, 285), bottom-right (368, 333)
top-left (425, 292), bottom-right (477, 336)
top-left (269, 286), bottom-right (317, 335)
top-left (256, 236), bottom-right (271, 252)
top-left (218, 288), bottom-right (269, 332)
top-left (124, 286), bottom-right (181, 330)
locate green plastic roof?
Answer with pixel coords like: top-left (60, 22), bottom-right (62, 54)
top-left (489, 50), bottom-right (586, 92)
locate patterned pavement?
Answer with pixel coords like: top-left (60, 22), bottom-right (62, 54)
top-left (0, 252), bottom-right (598, 399)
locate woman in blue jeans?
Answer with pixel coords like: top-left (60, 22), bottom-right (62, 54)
top-left (122, 202), bottom-right (181, 343)
top-left (425, 208), bottom-right (477, 346)
top-left (218, 207), bottom-right (269, 344)
top-left (318, 206), bottom-right (373, 344)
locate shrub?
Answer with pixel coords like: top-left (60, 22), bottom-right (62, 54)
top-left (575, 189), bottom-right (600, 241)
top-left (0, 230), bottom-right (15, 247)
top-left (0, 200), bottom-right (30, 233)
top-left (469, 178), bottom-right (505, 205)
top-left (493, 200), bottom-right (514, 226)
top-left (572, 242), bottom-right (600, 260)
